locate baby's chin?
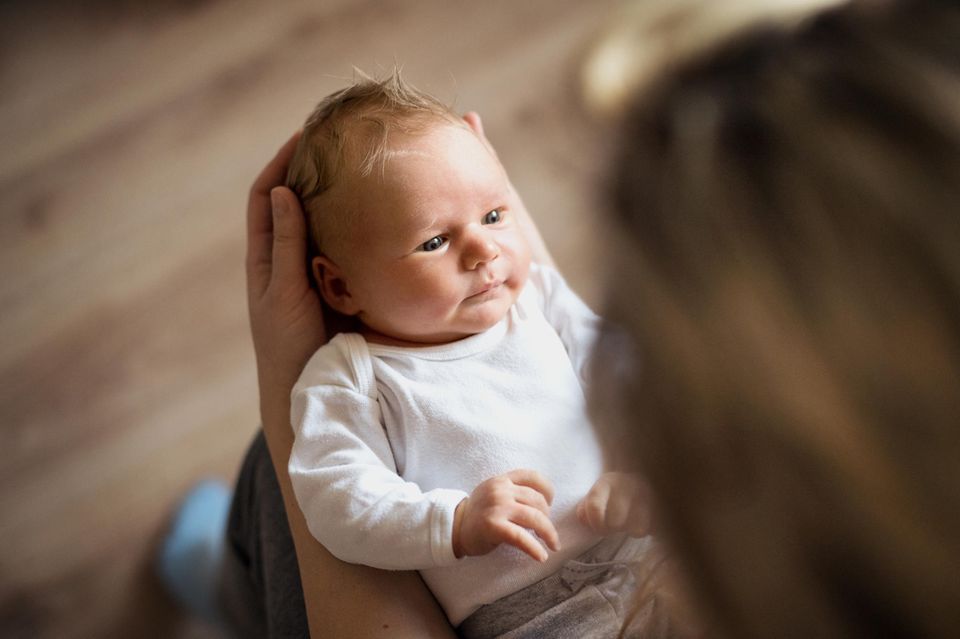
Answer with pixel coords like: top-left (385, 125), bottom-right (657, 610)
top-left (415, 299), bottom-right (514, 344)
top-left (362, 315), bottom-right (500, 347)
top-left (460, 288), bottom-right (520, 330)
top-left (365, 280), bottom-right (525, 346)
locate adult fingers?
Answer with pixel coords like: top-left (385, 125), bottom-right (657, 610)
top-left (248, 131), bottom-right (301, 236)
top-left (270, 187), bottom-right (310, 290)
top-left (510, 505), bottom-right (561, 552)
top-left (504, 469), bottom-right (555, 506)
top-left (246, 131), bottom-right (301, 299)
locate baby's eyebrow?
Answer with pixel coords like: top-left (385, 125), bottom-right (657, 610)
top-left (412, 214), bottom-right (440, 237)
top-left (483, 180), bottom-right (510, 204)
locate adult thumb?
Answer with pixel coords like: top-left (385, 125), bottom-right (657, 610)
top-left (270, 187), bottom-right (308, 284)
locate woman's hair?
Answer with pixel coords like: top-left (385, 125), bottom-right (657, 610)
top-left (594, 0), bottom-right (960, 636)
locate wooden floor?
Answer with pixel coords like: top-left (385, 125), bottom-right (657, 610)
top-left (0, 0), bottom-right (617, 636)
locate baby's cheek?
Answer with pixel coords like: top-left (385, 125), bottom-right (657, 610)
top-left (393, 293), bottom-right (441, 325)
top-left (509, 250), bottom-right (531, 291)
top-left (510, 233), bottom-right (532, 267)
top-left (430, 290), bottom-right (468, 321)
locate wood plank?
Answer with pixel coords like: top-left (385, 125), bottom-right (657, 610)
top-left (0, 1), bottom-right (616, 635)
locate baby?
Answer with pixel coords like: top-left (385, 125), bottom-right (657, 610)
top-left (286, 74), bottom-right (651, 636)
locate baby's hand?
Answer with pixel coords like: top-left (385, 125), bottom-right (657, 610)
top-left (453, 469), bottom-right (561, 562)
top-left (577, 472), bottom-right (652, 538)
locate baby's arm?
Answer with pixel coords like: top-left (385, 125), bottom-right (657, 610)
top-left (291, 344), bottom-right (560, 568)
top-left (576, 472), bottom-right (653, 538)
top-left (291, 375), bottom-right (468, 569)
top-left (452, 469), bottom-right (561, 562)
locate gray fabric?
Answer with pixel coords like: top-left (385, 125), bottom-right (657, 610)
top-left (458, 535), bottom-right (672, 639)
top-left (214, 431), bottom-right (672, 639)
top-left (217, 430), bottom-right (308, 639)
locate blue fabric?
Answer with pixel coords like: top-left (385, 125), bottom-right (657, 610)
top-left (157, 479), bottom-right (232, 625)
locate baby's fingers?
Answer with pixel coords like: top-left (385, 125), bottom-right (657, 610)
top-left (605, 488), bottom-right (633, 531)
top-left (513, 485), bottom-right (552, 516)
top-left (605, 473), bottom-right (653, 537)
top-left (510, 505), bottom-right (561, 553)
top-left (578, 480), bottom-right (612, 533)
top-left (505, 469), bottom-right (555, 506)
top-left (497, 521), bottom-right (551, 562)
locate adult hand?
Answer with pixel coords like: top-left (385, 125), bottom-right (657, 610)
top-left (246, 132), bottom-right (326, 422)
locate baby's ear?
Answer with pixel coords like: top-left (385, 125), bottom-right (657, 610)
top-left (462, 111), bottom-right (485, 137)
top-left (462, 111), bottom-right (499, 158)
top-left (313, 255), bottom-right (360, 316)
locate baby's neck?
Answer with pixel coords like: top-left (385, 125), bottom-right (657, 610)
top-left (359, 325), bottom-right (475, 348)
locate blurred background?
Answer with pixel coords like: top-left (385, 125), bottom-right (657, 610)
top-left (0, 0), bottom-right (618, 636)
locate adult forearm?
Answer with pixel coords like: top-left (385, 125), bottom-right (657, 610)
top-left (259, 387), bottom-right (456, 638)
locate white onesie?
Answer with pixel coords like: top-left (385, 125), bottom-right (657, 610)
top-left (289, 263), bottom-right (606, 625)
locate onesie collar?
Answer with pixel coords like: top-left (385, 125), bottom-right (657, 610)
top-left (365, 310), bottom-right (512, 361)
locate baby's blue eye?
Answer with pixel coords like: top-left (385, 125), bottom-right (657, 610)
top-left (482, 209), bottom-right (502, 225)
top-left (420, 236), bottom-right (446, 252)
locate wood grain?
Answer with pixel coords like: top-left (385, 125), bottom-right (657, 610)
top-left (0, 0), bottom-right (616, 635)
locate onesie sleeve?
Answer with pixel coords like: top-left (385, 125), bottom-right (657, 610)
top-left (288, 334), bottom-right (467, 570)
top-left (526, 262), bottom-right (602, 389)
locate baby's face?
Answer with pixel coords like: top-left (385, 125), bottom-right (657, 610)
top-left (333, 122), bottom-right (531, 345)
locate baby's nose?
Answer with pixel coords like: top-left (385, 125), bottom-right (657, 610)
top-left (462, 227), bottom-right (500, 269)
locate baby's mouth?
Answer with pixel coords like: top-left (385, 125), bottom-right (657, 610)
top-left (467, 280), bottom-right (503, 299)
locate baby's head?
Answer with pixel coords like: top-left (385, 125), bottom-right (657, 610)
top-left (287, 73), bottom-right (531, 346)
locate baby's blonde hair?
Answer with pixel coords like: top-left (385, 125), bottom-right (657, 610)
top-left (286, 70), bottom-right (460, 258)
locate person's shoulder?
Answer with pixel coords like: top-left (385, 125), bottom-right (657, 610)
top-left (293, 332), bottom-right (375, 397)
